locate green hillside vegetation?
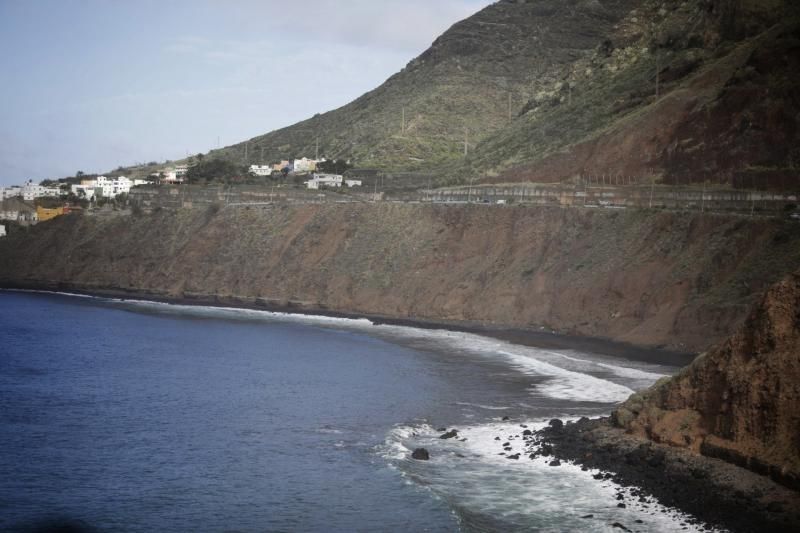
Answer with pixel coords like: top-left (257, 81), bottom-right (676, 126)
top-left (205, 0), bottom-right (642, 175)
top-left (116, 0), bottom-right (799, 191)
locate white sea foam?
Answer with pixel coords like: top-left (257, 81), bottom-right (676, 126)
top-left (380, 420), bottom-right (719, 532)
top-left (372, 324), bottom-right (646, 403)
top-left (549, 349), bottom-right (668, 380)
top-left (8, 289), bottom-right (674, 404)
top-left (496, 349), bottom-right (636, 403)
top-left (455, 402), bottom-right (512, 411)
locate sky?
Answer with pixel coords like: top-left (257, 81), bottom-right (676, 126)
top-left (0, 0), bottom-right (491, 186)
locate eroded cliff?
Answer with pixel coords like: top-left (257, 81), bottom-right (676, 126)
top-left (2, 204), bottom-right (799, 352)
top-left (613, 269), bottom-right (800, 481)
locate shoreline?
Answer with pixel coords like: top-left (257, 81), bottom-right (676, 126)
top-left (0, 280), bottom-right (696, 368)
top-left (534, 418), bottom-right (800, 532)
top-left (7, 282), bottom-right (797, 530)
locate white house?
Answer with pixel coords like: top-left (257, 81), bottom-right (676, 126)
top-left (0, 224), bottom-right (6, 238)
top-left (305, 173), bottom-right (343, 189)
top-left (0, 186), bottom-right (22, 200)
top-left (161, 169), bottom-right (185, 184)
top-left (95, 176), bottom-right (122, 197)
top-left (249, 165), bottom-right (273, 177)
top-left (345, 179), bottom-right (362, 187)
top-left (0, 210), bottom-right (19, 221)
top-left (21, 180), bottom-right (60, 201)
top-left (75, 176), bottom-right (132, 198)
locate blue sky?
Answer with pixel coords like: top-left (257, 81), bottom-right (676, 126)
top-left (0, 0), bottom-right (491, 185)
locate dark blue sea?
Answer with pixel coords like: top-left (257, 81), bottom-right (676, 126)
top-left (0, 291), bottom-right (705, 532)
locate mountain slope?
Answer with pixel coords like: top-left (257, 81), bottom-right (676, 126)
top-left (203, 0), bottom-right (799, 190)
top-left (207, 0), bottom-right (641, 174)
top-left (471, 1), bottom-right (800, 190)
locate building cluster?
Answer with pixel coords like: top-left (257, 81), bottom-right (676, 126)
top-left (0, 200), bottom-right (82, 226)
top-left (1, 176), bottom-right (149, 204)
top-left (71, 176), bottom-right (148, 200)
top-left (150, 164), bottom-right (189, 184)
top-left (0, 175), bottom-right (149, 225)
top-left (249, 157), bottom-right (326, 176)
top-left (0, 181), bottom-right (60, 201)
top-left (0, 196), bottom-right (40, 224)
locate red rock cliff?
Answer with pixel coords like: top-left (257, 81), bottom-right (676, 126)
top-left (614, 271), bottom-right (800, 482)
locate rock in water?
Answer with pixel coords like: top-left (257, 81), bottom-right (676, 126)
top-left (549, 459), bottom-right (561, 467)
top-left (411, 448), bottom-right (430, 460)
top-left (549, 418), bottom-right (564, 430)
top-left (439, 429), bottom-right (459, 439)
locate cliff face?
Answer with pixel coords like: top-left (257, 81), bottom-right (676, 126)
top-left (614, 271), bottom-right (800, 478)
top-left (2, 204), bottom-right (799, 352)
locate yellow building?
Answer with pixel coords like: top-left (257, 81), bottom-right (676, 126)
top-left (36, 206), bottom-right (64, 222)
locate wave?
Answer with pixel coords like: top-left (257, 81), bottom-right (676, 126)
top-left (380, 420), bottom-right (716, 532)
top-left (455, 402), bottom-right (512, 411)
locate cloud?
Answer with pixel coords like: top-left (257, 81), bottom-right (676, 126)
top-left (205, 0), bottom-right (489, 54)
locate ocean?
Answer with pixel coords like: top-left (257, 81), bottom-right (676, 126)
top-left (0, 291), bottom-right (708, 532)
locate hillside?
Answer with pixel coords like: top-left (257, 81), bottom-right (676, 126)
top-left (206, 0), bottom-right (642, 175)
top-left (477, 1), bottom-right (800, 190)
top-left (197, 0), bottom-right (799, 191)
top-left (2, 204), bottom-right (800, 352)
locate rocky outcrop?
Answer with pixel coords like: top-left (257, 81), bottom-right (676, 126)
top-left (613, 270), bottom-right (800, 486)
top-left (1, 204), bottom-right (800, 352)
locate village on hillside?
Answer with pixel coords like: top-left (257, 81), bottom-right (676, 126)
top-left (0, 155), bottom-right (363, 235)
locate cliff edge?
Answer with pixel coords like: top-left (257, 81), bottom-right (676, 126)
top-left (613, 270), bottom-right (800, 483)
top-left (2, 204), bottom-right (800, 353)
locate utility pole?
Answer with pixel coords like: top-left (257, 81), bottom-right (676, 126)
top-left (655, 49), bottom-right (661, 99)
top-left (464, 128), bottom-right (469, 157)
top-left (428, 175), bottom-right (432, 202)
top-left (701, 180), bottom-right (706, 213)
top-left (315, 137), bottom-right (319, 160)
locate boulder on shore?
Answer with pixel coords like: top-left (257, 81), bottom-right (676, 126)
top-left (412, 448), bottom-right (430, 460)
